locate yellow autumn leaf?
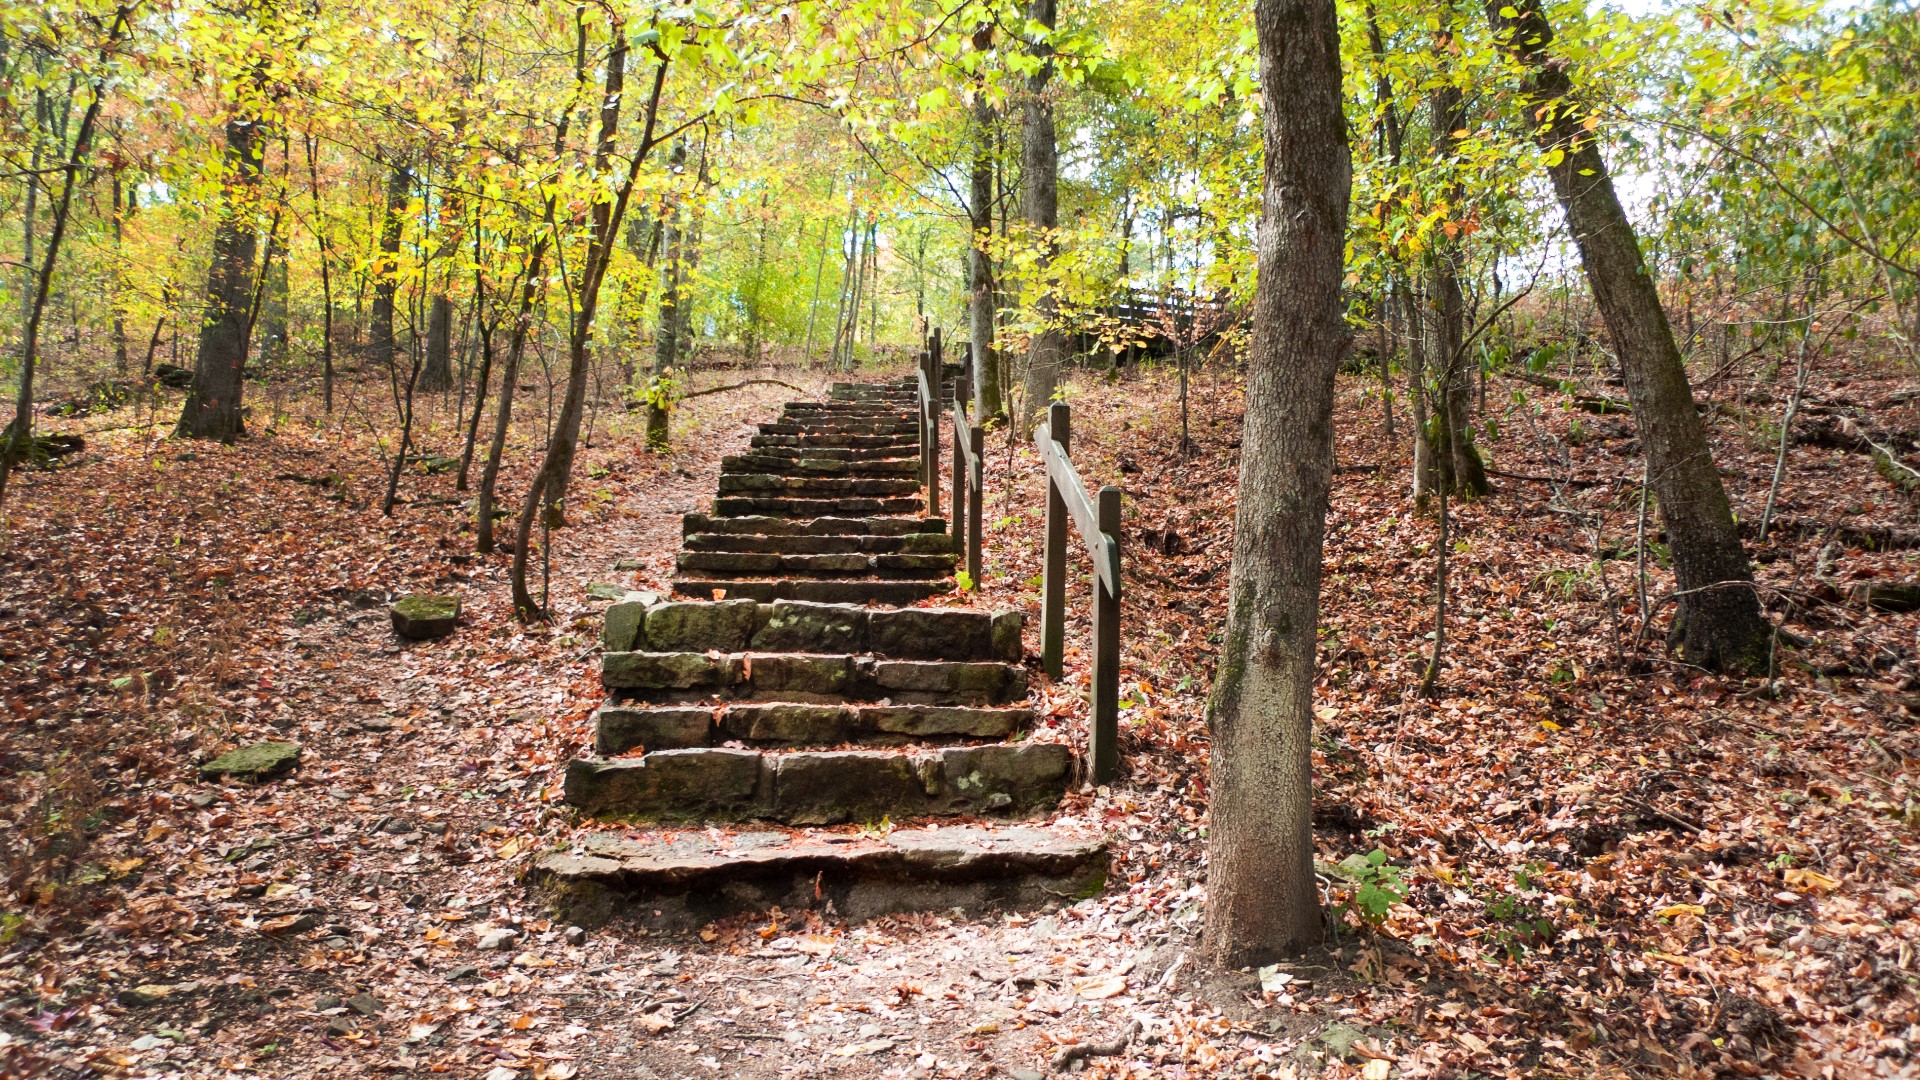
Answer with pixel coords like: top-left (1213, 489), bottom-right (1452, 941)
top-left (1656, 903), bottom-right (1706, 919)
top-left (1784, 868), bottom-right (1840, 894)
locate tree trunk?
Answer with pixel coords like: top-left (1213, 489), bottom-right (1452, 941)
top-left (1489, 0), bottom-right (1768, 670)
top-left (256, 229), bottom-right (290, 368)
top-left (110, 170), bottom-right (130, 372)
top-left (1398, 279), bottom-right (1438, 502)
top-left (304, 132), bottom-right (336, 413)
top-left (0, 13), bottom-right (125, 501)
top-left (369, 159), bottom-right (409, 371)
top-left (648, 142), bottom-right (687, 450)
top-left (422, 294), bottom-right (453, 391)
top-left (175, 114), bottom-right (264, 442)
top-left (1428, 71), bottom-right (1490, 498)
top-left (1018, 0), bottom-right (1064, 424)
top-left (969, 79), bottom-right (1003, 421)
top-left (1205, 0), bottom-right (1350, 966)
top-left (800, 178), bottom-right (836, 365)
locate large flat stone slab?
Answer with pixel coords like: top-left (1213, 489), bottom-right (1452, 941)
top-left (530, 825), bottom-right (1109, 929)
top-left (563, 743), bottom-right (1074, 822)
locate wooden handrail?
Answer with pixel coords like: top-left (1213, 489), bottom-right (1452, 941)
top-left (1032, 400), bottom-right (1122, 782)
top-left (915, 365), bottom-right (939, 518)
top-left (951, 396), bottom-right (983, 585)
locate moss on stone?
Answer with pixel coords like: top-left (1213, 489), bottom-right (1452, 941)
top-left (392, 595), bottom-right (459, 621)
top-left (200, 741), bottom-right (302, 781)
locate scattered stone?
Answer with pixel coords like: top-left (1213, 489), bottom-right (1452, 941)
top-left (200, 741), bottom-right (301, 782)
top-left (345, 993), bottom-right (381, 1017)
top-left (315, 995), bottom-right (343, 1011)
top-left (447, 965), bottom-right (480, 983)
top-left (188, 792), bottom-right (219, 809)
top-left (259, 912), bottom-right (318, 936)
top-left (325, 1017), bottom-right (358, 1037)
top-left (117, 984), bottom-right (178, 1007)
top-left (614, 558), bottom-right (647, 571)
top-left (391, 593), bottom-right (460, 639)
top-left (585, 582), bottom-right (629, 601)
top-left (357, 717), bottom-right (394, 733)
top-left (563, 925), bottom-right (587, 946)
top-left (477, 928), bottom-right (520, 951)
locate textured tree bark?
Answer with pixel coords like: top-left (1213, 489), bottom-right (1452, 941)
top-left (110, 171), bottom-right (130, 372)
top-left (1428, 74), bottom-right (1490, 498)
top-left (175, 115), bottom-right (263, 442)
top-left (969, 68), bottom-right (1004, 423)
top-left (1018, 0), bottom-right (1064, 424)
top-left (1204, 0), bottom-right (1350, 966)
top-left (0, 15), bottom-right (123, 500)
top-left (368, 159), bottom-right (409, 371)
top-left (421, 294), bottom-right (453, 391)
top-left (649, 142), bottom-right (687, 451)
top-left (256, 230), bottom-right (289, 368)
top-left (1489, 0), bottom-right (1767, 670)
top-left (1397, 279), bottom-right (1438, 502)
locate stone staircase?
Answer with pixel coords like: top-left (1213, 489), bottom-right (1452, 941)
top-left (533, 379), bottom-right (1108, 928)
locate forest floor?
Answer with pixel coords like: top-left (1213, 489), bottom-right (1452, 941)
top-left (0, 347), bottom-right (1916, 1080)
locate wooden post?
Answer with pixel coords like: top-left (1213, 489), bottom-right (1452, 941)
top-left (967, 422), bottom-right (985, 585)
top-left (1090, 483), bottom-right (1122, 783)
top-left (1041, 401), bottom-right (1070, 679)
top-left (950, 395), bottom-right (964, 544)
top-left (917, 345), bottom-right (930, 492)
top-left (923, 337), bottom-right (940, 519)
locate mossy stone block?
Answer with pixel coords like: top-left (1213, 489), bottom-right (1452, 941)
top-left (391, 594), bottom-right (460, 640)
top-left (201, 741), bottom-right (301, 781)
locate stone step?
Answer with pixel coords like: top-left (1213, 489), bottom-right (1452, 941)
top-left (751, 433), bottom-right (918, 450)
top-left (594, 699), bottom-right (1033, 754)
top-left (730, 444), bottom-right (918, 464)
top-left (712, 495), bottom-right (926, 518)
top-left (716, 474), bottom-right (922, 498)
top-left (601, 650), bottom-right (1027, 705)
top-left (671, 578), bottom-right (951, 605)
top-left (604, 597), bottom-right (1020, 660)
top-left (677, 551), bottom-right (955, 578)
top-left (563, 742), bottom-right (1075, 824)
top-left (529, 824), bottom-right (1108, 929)
top-left (683, 532), bottom-right (957, 556)
top-left (720, 454), bottom-right (920, 478)
top-left (758, 421), bottom-right (919, 437)
top-left (682, 513), bottom-right (945, 537)
top-left (782, 401), bottom-right (914, 414)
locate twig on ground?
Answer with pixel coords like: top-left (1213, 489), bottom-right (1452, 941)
top-left (1049, 1020), bottom-right (1142, 1072)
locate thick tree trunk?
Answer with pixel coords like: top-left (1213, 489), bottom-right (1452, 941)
top-left (368, 160), bottom-right (409, 371)
top-left (1018, 0), bottom-right (1064, 424)
top-left (422, 294), bottom-right (453, 391)
top-left (969, 80), bottom-right (1004, 422)
top-left (175, 115), bottom-right (263, 442)
top-left (1205, 0), bottom-right (1350, 966)
top-left (1489, 0), bottom-right (1767, 670)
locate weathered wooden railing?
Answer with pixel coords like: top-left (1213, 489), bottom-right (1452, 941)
top-left (950, 385), bottom-right (984, 586)
top-left (916, 331), bottom-right (942, 518)
top-left (1034, 401), bottom-right (1122, 782)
